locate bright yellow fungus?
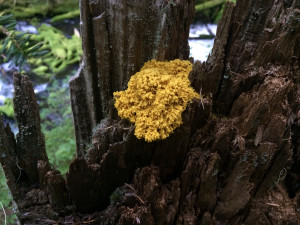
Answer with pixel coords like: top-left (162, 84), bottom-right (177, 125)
top-left (113, 59), bottom-right (199, 142)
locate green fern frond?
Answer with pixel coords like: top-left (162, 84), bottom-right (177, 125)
top-left (0, 13), bottom-right (49, 71)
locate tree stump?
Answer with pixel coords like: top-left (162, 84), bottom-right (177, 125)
top-left (70, 0), bottom-right (195, 155)
top-left (0, 0), bottom-right (300, 224)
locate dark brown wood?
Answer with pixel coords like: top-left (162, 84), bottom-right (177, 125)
top-left (12, 74), bottom-right (49, 182)
top-left (0, 74), bottom-right (68, 224)
top-left (69, 63), bottom-right (94, 157)
top-left (181, 1), bottom-right (300, 224)
top-left (0, 73), bottom-right (49, 196)
top-left (1, 0), bottom-right (300, 224)
top-left (70, 0), bottom-right (196, 156)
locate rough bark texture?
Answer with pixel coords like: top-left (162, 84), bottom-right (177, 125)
top-left (1, 0), bottom-right (300, 224)
top-left (0, 74), bottom-right (68, 224)
top-left (70, 0), bottom-right (195, 156)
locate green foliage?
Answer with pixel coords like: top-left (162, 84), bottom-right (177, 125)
top-left (0, 167), bottom-right (11, 208)
top-left (0, 49), bottom-right (77, 225)
top-left (45, 0), bottom-right (80, 17)
top-left (195, 0), bottom-right (225, 13)
top-left (10, 4), bottom-right (50, 18)
top-left (0, 13), bottom-right (49, 71)
top-left (0, 0), bottom-right (79, 19)
top-left (0, 4), bottom-right (80, 222)
top-left (44, 118), bottom-right (75, 175)
top-left (51, 10), bottom-right (80, 23)
top-left (40, 76), bottom-right (76, 175)
top-left (0, 166), bottom-right (18, 224)
top-left (29, 24), bottom-right (82, 79)
top-left (0, 98), bottom-right (14, 118)
top-left (214, 0), bottom-right (236, 22)
top-left (194, 0), bottom-right (236, 23)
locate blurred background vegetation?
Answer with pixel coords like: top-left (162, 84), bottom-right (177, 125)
top-left (0, 1), bottom-right (80, 223)
top-left (0, 0), bottom-right (235, 223)
top-left (195, 0), bottom-right (236, 23)
top-left (0, 0), bottom-right (79, 19)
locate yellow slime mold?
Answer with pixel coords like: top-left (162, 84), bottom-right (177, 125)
top-left (114, 59), bottom-right (199, 142)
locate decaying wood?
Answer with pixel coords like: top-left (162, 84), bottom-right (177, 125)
top-left (0, 0), bottom-right (300, 224)
top-left (0, 74), bottom-right (49, 188)
top-left (182, 1), bottom-right (300, 224)
top-left (12, 74), bottom-right (48, 182)
top-left (70, 0), bottom-right (195, 155)
top-left (0, 74), bottom-right (67, 224)
top-left (69, 62), bottom-right (93, 156)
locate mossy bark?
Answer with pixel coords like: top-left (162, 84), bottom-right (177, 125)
top-left (0, 0), bottom-right (300, 224)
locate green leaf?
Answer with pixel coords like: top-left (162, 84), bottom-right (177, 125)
top-left (30, 49), bottom-right (50, 56)
top-left (5, 21), bottom-right (17, 30)
top-left (24, 39), bottom-right (36, 48)
top-left (18, 58), bottom-right (27, 71)
top-left (0, 38), bottom-right (10, 54)
top-left (6, 44), bottom-right (16, 60)
top-left (0, 14), bottom-right (49, 71)
top-left (16, 54), bottom-right (25, 66)
top-left (9, 54), bottom-right (18, 67)
top-left (26, 43), bottom-right (43, 54)
top-left (0, 19), bottom-right (15, 27)
top-left (20, 35), bottom-right (32, 46)
top-left (0, 14), bottom-right (14, 23)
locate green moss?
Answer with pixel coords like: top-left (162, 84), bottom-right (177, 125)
top-left (0, 98), bottom-right (14, 118)
top-left (10, 4), bottom-right (50, 18)
top-left (51, 10), bottom-right (80, 23)
top-left (45, 117), bottom-right (76, 175)
top-left (29, 24), bottom-right (82, 79)
top-left (50, 0), bottom-right (79, 15)
top-left (0, 0), bottom-right (79, 19)
top-left (40, 75), bottom-right (76, 175)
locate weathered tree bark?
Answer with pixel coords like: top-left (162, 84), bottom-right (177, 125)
top-left (70, 0), bottom-right (195, 156)
top-left (0, 0), bottom-right (300, 224)
top-left (0, 74), bottom-right (68, 224)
